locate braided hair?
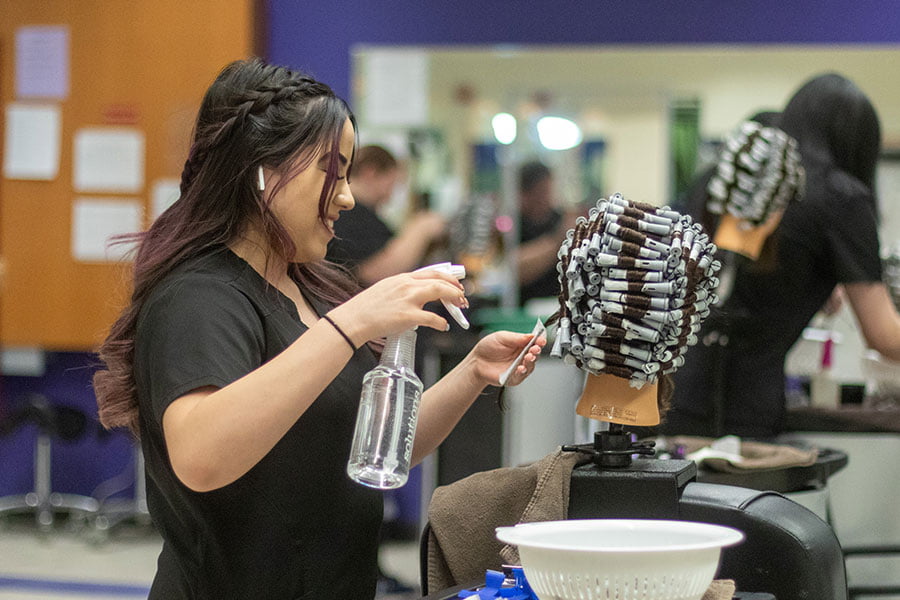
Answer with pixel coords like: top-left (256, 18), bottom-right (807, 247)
top-left (94, 58), bottom-right (359, 435)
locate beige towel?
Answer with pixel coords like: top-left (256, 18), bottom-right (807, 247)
top-left (672, 435), bottom-right (818, 472)
top-left (704, 578), bottom-right (736, 600)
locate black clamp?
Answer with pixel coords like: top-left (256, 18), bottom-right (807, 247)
top-left (562, 424), bottom-right (655, 468)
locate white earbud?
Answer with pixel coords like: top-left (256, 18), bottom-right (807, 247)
top-left (257, 165), bottom-right (266, 192)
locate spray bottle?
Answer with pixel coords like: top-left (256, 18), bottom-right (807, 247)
top-left (347, 263), bottom-right (468, 489)
top-left (810, 327), bottom-right (840, 409)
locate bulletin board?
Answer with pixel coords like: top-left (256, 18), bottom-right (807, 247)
top-left (0, 0), bottom-right (257, 350)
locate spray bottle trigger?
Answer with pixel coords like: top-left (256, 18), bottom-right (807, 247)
top-left (416, 262), bottom-right (470, 329)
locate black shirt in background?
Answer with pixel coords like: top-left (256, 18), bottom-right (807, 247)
top-left (133, 248), bottom-right (382, 599)
top-left (665, 162), bottom-right (883, 438)
top-left (326, 203), bottom-right (394, 272)
top-left (518, 208), bottom-right (563, 304)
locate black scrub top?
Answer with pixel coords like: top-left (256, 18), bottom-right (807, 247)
top-left (665, 162), bottom-right (883, 438)
top-left (133, 247), bottom-right (382, 599)
top-left (326, 203), bottom-right (394, 272)
top-left (519, 208), bottom-right (563, 304)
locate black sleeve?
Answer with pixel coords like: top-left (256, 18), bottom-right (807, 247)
top-left (821, 176), bottom-right (883, 284)
top-left (135, 276), bottom-right (265, 424)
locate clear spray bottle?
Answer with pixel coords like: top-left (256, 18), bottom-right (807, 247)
top-left (346, 263), bottom-right (468, 489)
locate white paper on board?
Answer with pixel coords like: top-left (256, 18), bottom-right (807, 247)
top-left (73, 128), bottom-right (145, 193)
top-left (363, 49), bottom-right (429, 127)
top-left (72, 197), bottom-right (143, 262)
top-left (2, 103), bottom-right (61, 180)
top-left (151, 178), bottom-right (181, 220)
top-left (15, 26), bottom-right (70, 99)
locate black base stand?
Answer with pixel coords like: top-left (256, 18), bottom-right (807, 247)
top-left (563, 425), bottom-right (697, 520)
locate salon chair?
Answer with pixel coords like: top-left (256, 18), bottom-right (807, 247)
top-left (421, 430), bottom-right (848, 600)
top-left (87, 442), bottom-right (151, 543)
top-left (0, 393), bottom-right (100, 530)
top-left (566, 475), bottom-right (847, 600)
top-left (568, 429), bottom-right (847, 600)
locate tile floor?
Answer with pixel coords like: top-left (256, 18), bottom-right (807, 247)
top-left (0, 514), bottom-right (421, 600)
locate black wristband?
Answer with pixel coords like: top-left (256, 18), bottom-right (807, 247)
top-left (322, 314), bottom-right (357, 351)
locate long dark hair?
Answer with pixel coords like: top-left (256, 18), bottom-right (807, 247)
top-left (94, 58), bottom-right (360, 435)
top-left (779, 72), bottom-right (881, 196)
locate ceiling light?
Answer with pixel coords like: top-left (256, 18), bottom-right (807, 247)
top-left (536, 115), bottom-right (582, 150)
top-left (491, 112), bottom-right (517, 145)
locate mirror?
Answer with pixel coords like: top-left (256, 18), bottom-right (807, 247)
top-left (355, 44), bottom-right (900, 233)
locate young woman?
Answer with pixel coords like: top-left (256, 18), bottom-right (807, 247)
top-left (93, 58), bottom-right (544, 599)
top-left (665, 72), bottom-right (900, 438)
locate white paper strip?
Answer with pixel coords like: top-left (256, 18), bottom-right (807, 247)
top-left (499, 318), bottom-right (547, 386)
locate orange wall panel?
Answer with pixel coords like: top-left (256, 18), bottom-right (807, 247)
top-left (0, 0), bottom-right (256, 349)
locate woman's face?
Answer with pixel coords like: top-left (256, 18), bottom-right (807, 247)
top-left (268, 118), bottom-right (355, 263)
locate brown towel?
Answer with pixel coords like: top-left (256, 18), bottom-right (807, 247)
top-left (426, 448), bottom-right (739, 599)
top-left (672, 435), bottom-right (818, 472)
top-left (426, 448), bottom-right (586, 592)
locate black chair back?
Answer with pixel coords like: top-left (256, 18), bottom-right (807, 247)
top-left (680, 482), bottom-right (847, 600)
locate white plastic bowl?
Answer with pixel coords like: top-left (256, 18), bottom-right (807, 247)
top-left (495, 519), bottom-right (744, 600)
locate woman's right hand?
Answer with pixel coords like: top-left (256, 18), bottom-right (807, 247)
top-left (326, 268), bottom-right (467, 346)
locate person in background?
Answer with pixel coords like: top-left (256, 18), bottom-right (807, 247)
top-left (325, 144), bottom-right (449, 596)
top-left (326, 144), bottom-right (447, 287)
top-left (516, 161), bottom-right (580, 305)
top-left (92, 58), bottom-right (544, 600)
top-left (663, 72), bottom-right (900, 439)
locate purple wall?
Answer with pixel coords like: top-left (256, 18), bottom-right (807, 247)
top-left (266, 0), bottom-right (900, 101)
top-left (0, 352), bottom-right (135, 499)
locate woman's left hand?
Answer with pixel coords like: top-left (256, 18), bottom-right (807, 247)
top-left (471, 330), bottom-right (546, 387)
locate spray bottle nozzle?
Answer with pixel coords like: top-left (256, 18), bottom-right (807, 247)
top-left (416, 262), bottom-right (469, 329)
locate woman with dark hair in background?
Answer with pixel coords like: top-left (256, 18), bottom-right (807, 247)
top-left (92, 58), bottom-right (544, 600)
top-left (663, 72), bottom-right (900, 439)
